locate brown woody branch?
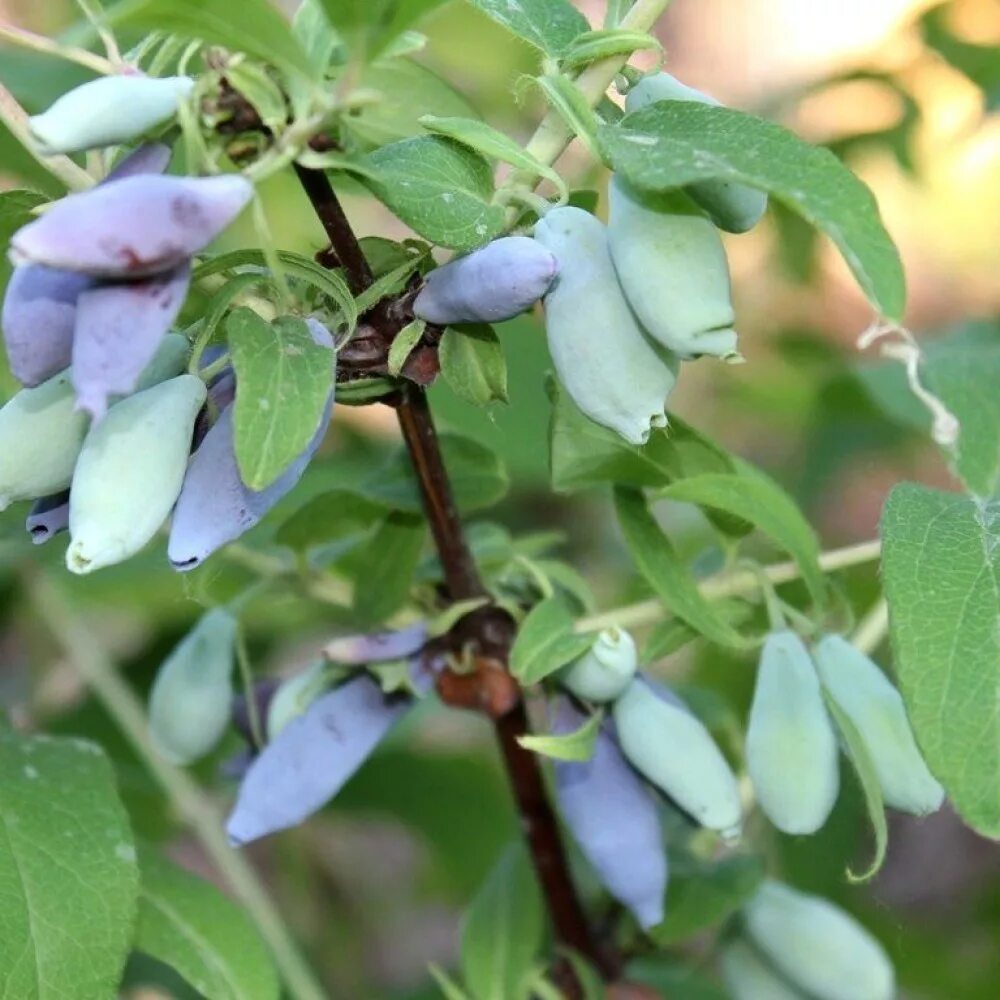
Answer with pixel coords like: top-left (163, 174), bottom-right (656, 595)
top-left (292, 165), bottom-right (611, 991)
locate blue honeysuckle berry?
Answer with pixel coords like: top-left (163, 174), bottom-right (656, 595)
top-left (533, 206), bottom-right (678, 446)
top-left (413, 235), bottom-right (557, 325)
top-left (625, 71), bottom-right (768, 234)
top-left (12, 174), bottom-right (253, 278)
top-left (148, 608), bottom-right (238, 765)
top-left (608, 175), bottom-right (739, 361)
top-left (746, 630), bottom-right (840, 835)
top-left (28, 75), bottom-right (194, 155)
top-left (66, 373), bottom-right (207, 574)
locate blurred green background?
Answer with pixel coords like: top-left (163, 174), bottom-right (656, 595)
top-left (1, 1), bottom-right (998, 997)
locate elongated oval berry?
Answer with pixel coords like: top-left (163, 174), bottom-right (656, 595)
top-left (324, 622), bottom-right (429, 665)
top-left (28, 75), bottom-right (194, 155)
top-left (412, 236), bottom-right (557, 325)
top-left (608, 176), bottom-right (738, 360)
top-left (0, 370), bottom-right (87, 508)
top-left (267, 660), bottom-right (329, 740)
top-left (67, 373), bottom-right (206, 574)
top-left (746, 630), bottom-right (840, 835)
top-left (625, 72), bottom-right (768, 234)
top-left (721, 939), bottom-right (805, 1000)
top-left (558, 627), bottom-right (637, 703)
top-left (12, 174), bottom-right (254, 278)
top-left (552, 697), bottom-right (666, 929)
top-left (26, 489), bottom-right (70, 545)
top-left (743, 880), bottom-right (895, 1000)
top-left (2, 264), bottom-right (92, 387)
top-left (613, 676), bottom-right (741, 837)
top-left (104, 141), bottom-right (172, 183)
top-left (72, 263), bottom-right (191, 420)
top-left (533, 207), bottom-right (677, 445)
top-left (226, 676), bottom-right (411, 845)
top-left (148, 608), bottom-right (238, 764)
top-left (168, 321), bottom-right (334, 570)
top-left (813, 634), bottom-right (943, 815)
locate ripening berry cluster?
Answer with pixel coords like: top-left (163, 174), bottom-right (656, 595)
top-left (0, 74), bottom-right (337, 574)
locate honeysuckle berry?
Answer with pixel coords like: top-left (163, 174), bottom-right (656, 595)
top-left (533, 206), bottom-right (678, 446)
top-left (66, 373), bottom-right (207, 574)
top-left (26, 490), bottom-right (70, 545)
top-left (813, 634), bottom-right (943, 816)
top-left (104, 141), bottom-right (173, 183)
top-left (720, 939), bottom-right (805, 1000)
top-left (558, 627), bottom-right (638, 703)
top-left (267, 660), bottom-right (329, 740)
top-left (552, 697), bottom-right (667, 929)
top-left (412, 235), bottom-right (557, 325)
top-left (12, 174), bottom-right (254, 278)
top-left (625, 71), bottom-right (768, 234)
top-left (746, 630), bottom-right (840, 835)
top-left (742, 880), bottom-right (895, 1000)
top-left (2, 264), bottom-right (92, 387)
top-left (148, 608), bottom-right (238, 765)
top-left (612, 675), bottom-right (742, 838)
top-left (28, 75), bottom-right (194, 155)
top-left (608, 176), bottom-right (739, 361)
top-left (227, 675), bottom-right (414, 846)
top-left (72, 263), bottom-right (191, 420)
top-left (168, 320), bottom-right (334, 571)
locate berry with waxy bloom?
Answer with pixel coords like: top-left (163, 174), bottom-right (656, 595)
top-left (558, 627), bottom-right (637, 703)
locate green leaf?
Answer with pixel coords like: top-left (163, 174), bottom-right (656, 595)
top-left (440, 325), bottom-right (509, 407)
top-left (460, 844), bottom-right (544, 1000)
top-left (613, 487), bottom-right (753, 650)
top-left (276, 490), bottom-right (387, 551)
top-left (0, 730), bottom-right (138, 1000)
top-left (352, 511), bottom-right (427, 625)
top-left (822, 692), bottom-right (888, 882)
top-left (388, 319), bottom-right (427, 377)
top-left (643, 600), bottom-right (755, 660)
top-left (315, 0), bottom-right (447, 58)
top-left (517, 708), bottom-right (603, 761)
top-left (429, 964), bottom-right (473, 1000)
top-left (0, 188), bottom-right (46, 247)
top-left (651, 854), bottom-right (764, 944)
top-left (353, 254), bottom-right (428, 315)
top-left (599, 102), bottom-right (906, 321)
top-left (228, 310), bottom-right (334, 491)
top-left (109, 0), bottom-right (311, 81)
top-left (419, 115), bottom-right (567, 200)
top-left (533, 74), bottom-right (601, 157)
top-left (881, 483), bottom-right (1000, 837)
top-left (223, 60), bottom-right (288, 132)
top-left (347, 59), bottom-right (480, 148)
top-left (134, 847), bottom-right (279, 1000)
top-left (464, 0), bottom-right (589, 55)
top-left (361, 137), bottom-right (504, 251)
top-left (559, 28), bottom-right (662, 70)
top-left (361, 433), bottom-right (509, 512)
top-left (510, 596), bottom-right (595, 685)
top-left (657, 472), bottom-right (828, 608)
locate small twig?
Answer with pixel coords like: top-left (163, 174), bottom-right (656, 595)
top-left (25, 570), bottom-right (328, 1000)
top-left (0, 21), bottom-right (115, 75)
top-left (575, 538), bottom-right (883, 633)
top-left (851, 597), bottom-right (890, 655)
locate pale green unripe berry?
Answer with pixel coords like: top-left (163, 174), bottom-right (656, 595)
top-left (625, 72), bottom-right (768, 234)
top-left (67, 373), bottom-right (206, 574)
top-left (0, 370), bottom-right (87, 510)
top-left (533, 207), bottom-right (678, 446)
top-left (267, 660), bottom-right (329, 740)
top-left (29, 75), bottom-right (194, 155)
top-left (608, 176), bottom-right (738, 360)
top-left (0, 332), bottom-right (188, 512)
top-left (743, 880), bottom-right (895, 1000)
top-left (612, 677), bottom-right (742, 838)
top-left (813, 634), bottom-right (944, 815)
top-left (746, 630), bottom-right (840, 835)
top-left (720, 940), bottom-right (805, 1000)
top-left (558, 628), bottom-right (637, 703)
top-left (148, 609), bottom-right (237, 765)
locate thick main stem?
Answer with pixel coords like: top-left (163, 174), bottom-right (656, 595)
top-left (294, 166), bottom-right (605, 987)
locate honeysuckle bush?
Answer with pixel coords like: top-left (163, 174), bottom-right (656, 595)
top-left (0, 0), bottom-right (997, 998)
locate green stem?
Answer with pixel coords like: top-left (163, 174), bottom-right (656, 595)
top-left (0, 21), bottom-right (115, 75)
top-left (499, 0), bottom-right (674, 225)
top-left (851, 597), bottom-right (889, 655)
top-left (26, 571), bottom-right (328, 1000)
top-left (575, 538), bottom-right (882, 633)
